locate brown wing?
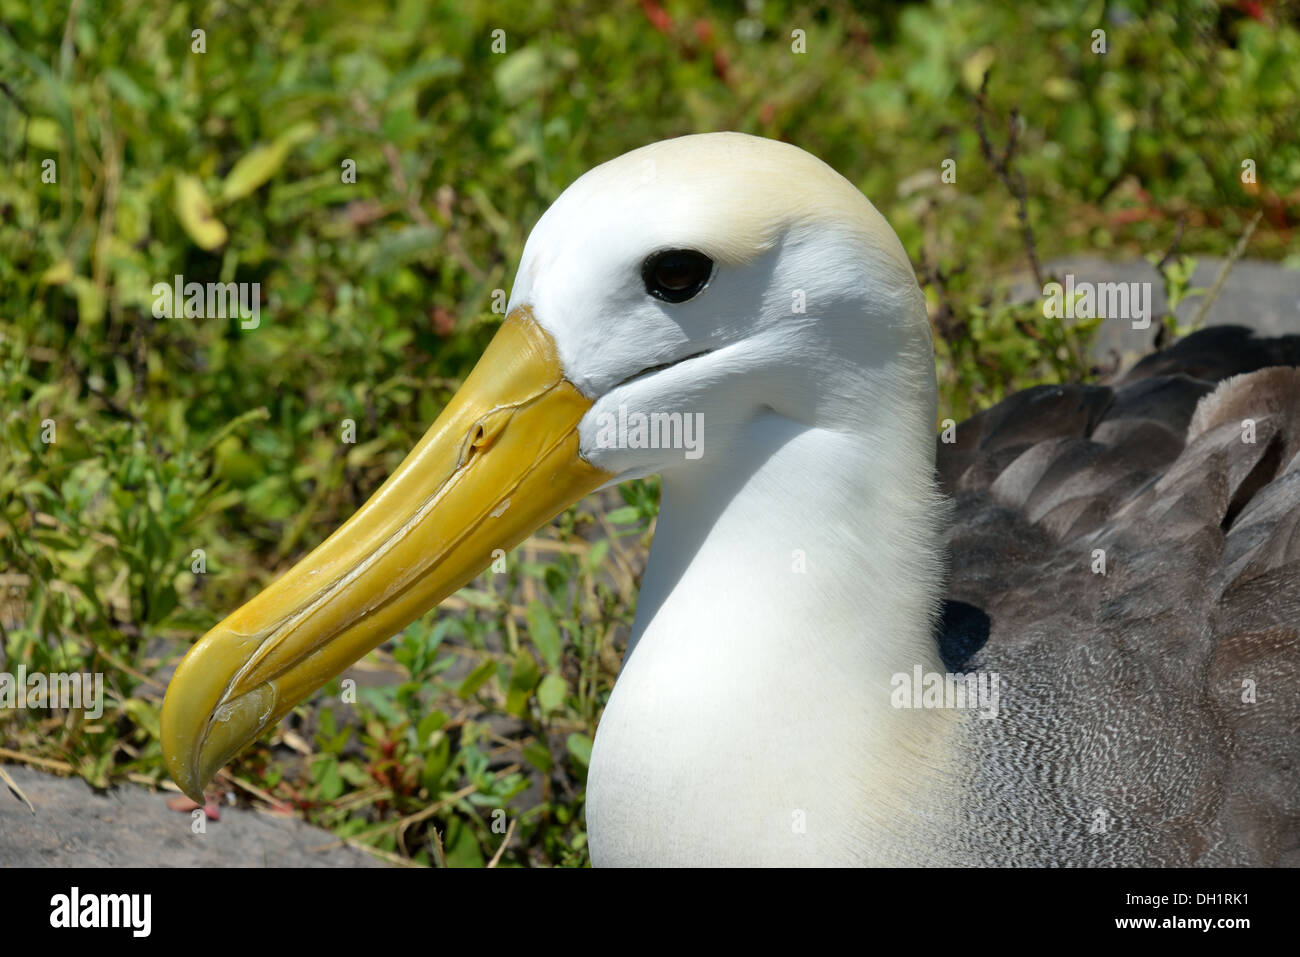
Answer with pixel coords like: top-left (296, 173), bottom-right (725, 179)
top-left (938, 325), bottom-right (1300, 866)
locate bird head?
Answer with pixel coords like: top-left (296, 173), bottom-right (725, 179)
top-left (161, 132), bottom-right (931, 801)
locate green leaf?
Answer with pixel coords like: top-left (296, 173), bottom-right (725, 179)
top-left (221, 143), bottom-right (291, 202)
top-left (365, 224), bottom-right (444, 276)
top-left (582, 538), bottom-right (610, 572)
top-left (536, 672), bottom-right (566, 715)
top-left (605, 506), bottom-right (640, 525)
top-left (456, 658), bottom-right (497, 699)
top-left (504, 648), bottom-right (540, 716)
top-left (387, 57), bottom-right (463, 98)
top-left (104, 68), bottom-right (152, 111)
top-left (566, 732), bottom-right (593, 769)
top-left (220, 122), bottom-right (316, 202)
top-left (525, 599), bottom-right (563, 670)
top-left (522, 739), bottom-right (554, 773)
top-left (69, 277), bottom-right (105, 325)
top-left (493, 47), bottom-right (547, 105)
top-left (26, 117), bottom-right (62, 150)
top-left (421, 734), bottom-right (451, 790)
top-left (173, 174), bottom-right (227, 249)
top-left (312, 756), bottom-right (344, 800)
top-left (40, 260), bottom-right (74, 285)
top-left (122, 698), bottom-right (160, 738)
top-left (344, 436), bottom-right (390, 468)
top-left (456, 588), bottom-right (501, 610)
top-left (416, 709), bottom-right (448, 748)
top-left (443, 816), bottom-right (486, 868)
top-left (338, 762), bottom-right (372, 787)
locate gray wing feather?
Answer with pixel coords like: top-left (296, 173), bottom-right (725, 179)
top-left (938, 326), bottom-right (1300, 865)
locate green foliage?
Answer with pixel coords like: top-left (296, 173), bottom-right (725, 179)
top-left (1150, 253), bottom-right (1206, 342)
top-left (2, 0), bottom-right (1295, 865)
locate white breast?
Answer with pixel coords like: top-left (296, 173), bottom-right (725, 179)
top-left (586, 412), bottom-right (958, 866)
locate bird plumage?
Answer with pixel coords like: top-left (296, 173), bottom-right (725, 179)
top-left (941, 328), bottom-right (1300, 865)
top-left (162, 132), bottom-right (1299, 867)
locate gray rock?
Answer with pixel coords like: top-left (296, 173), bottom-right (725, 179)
top-left (0, 766), bottom-right (386, 867)
top-left (1010, 255), bottom-right (1300, 366)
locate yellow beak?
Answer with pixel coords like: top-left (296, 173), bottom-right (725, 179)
top-left (161, 307), bottom-right (610, 802)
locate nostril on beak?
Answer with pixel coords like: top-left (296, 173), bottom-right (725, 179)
top-left (461, 409), bottom-right (511, 465)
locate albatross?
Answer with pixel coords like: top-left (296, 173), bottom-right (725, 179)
top-left (162, 132), bottom-right (1300, 866)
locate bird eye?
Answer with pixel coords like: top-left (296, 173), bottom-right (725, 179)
top-left (642, 249), bottom-right (714, 303)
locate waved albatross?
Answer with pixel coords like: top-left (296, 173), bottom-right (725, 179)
top-left (162, 132), bottom-right (1300, 866)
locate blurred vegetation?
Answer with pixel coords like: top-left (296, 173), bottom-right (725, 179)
top-left (2, 0), bottom-right (1298, 865)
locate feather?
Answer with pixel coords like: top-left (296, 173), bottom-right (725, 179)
top-left (939, 326), bottom-right (1300, 864)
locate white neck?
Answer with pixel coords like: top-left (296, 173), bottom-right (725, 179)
top-left (587, 382), bottom-right (958, 865)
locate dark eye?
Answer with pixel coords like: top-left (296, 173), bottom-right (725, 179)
top-left (642, 249), bottom-right (714, 303)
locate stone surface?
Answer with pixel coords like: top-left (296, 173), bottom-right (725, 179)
top-left (1010, 255), bottom-right (1300, 366)
top-left (0, 766), bottom-right (385, 867)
